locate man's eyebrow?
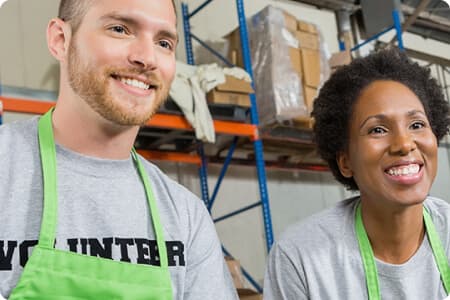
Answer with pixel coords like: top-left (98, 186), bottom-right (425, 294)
top-left (159, 29), bottom-right (179, 43)
top-left (99, 12), bottom-right (178, 42)
top-left (99, 13), bottom-right (139, 27)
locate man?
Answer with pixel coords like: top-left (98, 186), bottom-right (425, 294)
top-left (0, 0), bottom-right (238, 299)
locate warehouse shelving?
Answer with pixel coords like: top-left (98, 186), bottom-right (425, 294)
top-left (181, 0), bottom-right (273, 292)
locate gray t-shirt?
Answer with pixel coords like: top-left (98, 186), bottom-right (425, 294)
top-left (0, 117), bottom-right (238, 300)
top-left (264, 196), bottom-right (450, 300)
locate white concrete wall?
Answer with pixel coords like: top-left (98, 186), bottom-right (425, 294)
top-left (1, 0), bottom-right (450, 287)
top-left (0, 0), bottom-right (59, 91)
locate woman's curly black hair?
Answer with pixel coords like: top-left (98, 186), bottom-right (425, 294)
top-left (311, 48), bottom-right (450, 191)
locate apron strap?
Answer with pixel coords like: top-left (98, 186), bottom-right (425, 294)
top-left (355, 203), bottom-right (381, 300)
top-left (423, 207), bottom-right (450, 293)
top-left (132, 149), bottom-right (169, 268)
top-left (37, 109), bottom-right (58, 249)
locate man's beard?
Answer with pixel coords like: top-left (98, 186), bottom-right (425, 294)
top-left (67, 40), bottom-right (169, 126)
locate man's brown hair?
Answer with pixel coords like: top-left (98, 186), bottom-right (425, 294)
top-left (58, 0), bottom-right (177, 34)
top-left (58, 0), bottom-right (92, 34)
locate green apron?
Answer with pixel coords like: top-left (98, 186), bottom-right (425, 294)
top-left (355, 202), bottom-right (450, 300)
top-left (10, 109), bottom-right (173, 299)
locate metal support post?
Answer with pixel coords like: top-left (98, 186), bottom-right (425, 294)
top-left (182, 3), bottom-right (209, 204)
top-left (182, 3), bottom-right (195, 65)
top-left (392, 9), bottom-right (404, 50)
top-left (336, 9), bottom-right (352, 51)
top-left (236, 0), bottom-right (274, 250)
top-left (198, 144), bottom-right (210, 206)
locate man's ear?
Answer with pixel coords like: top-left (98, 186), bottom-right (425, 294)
top-left (47, 18), bottom-right (72, 61)
top-left (336, 151), bottom-right (353, 178)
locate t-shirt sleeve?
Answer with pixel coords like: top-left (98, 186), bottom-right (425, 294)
top-left (183, 197), bottom-right (238, 300)
top-left (263, 240), bottom-right (308, 300)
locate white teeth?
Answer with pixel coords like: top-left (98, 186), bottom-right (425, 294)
top-left (387, 164), bottom-right (420, 176)
top-left (119, 77), bottom-right (150, 90)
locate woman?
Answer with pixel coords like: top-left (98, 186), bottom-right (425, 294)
top-left (263, 49), bottom-right (450, 299)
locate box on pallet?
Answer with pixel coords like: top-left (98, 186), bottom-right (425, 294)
top-left (299, 48), bottom-right (321, 88)
top-left (297, 20), bottom-right (318, 34)
top-left (225, 10), bottom-right (298, 68)
top-left (223, 5), bottom-right (330, 125)
top-left (329, 50), bottom-right (352, 72)
top-left (206, 75), bottom-right (253, 107)
top-left (295, 31), bottom-right (319, 50)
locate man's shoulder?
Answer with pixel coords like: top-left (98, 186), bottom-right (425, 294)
top-left (0, 117), bottom-right (38, 150)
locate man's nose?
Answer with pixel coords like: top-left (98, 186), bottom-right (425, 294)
top-left (128, 39), bottom-right (157, 70)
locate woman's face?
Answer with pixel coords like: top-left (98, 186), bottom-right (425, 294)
top-left (337, 80), bottom-right (438, 209)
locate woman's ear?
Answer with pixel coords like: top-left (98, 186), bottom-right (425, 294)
top-left (336, 151), bottom-right (353, 178)
top-left (47, 18), bottom-right (72, 62)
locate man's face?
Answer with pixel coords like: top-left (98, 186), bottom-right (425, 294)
top-left (66, 0), bottom-right (177, 126)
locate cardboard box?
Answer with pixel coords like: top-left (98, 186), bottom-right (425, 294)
top-left (226, 29), bottom-right (244, 67)
top-left (293, 115), bottom-right (315, 129)
top-left (288, 47), bottom-right (302, 75)
top-left (283, 12), bottom-right (298, 33)
top-left (295, 31), bottom-right (319, 50)
top-left (329, 50), bottom-right (352, 70)
top-left (237, 288), bottom-right (263, 300)
top-left (225, 257), bottom-right (245, 289)
top-left (207, 90), bottom-right (251, 107)
top-left (300, 49), bottom-right (321, 88)
top-left (297, 20), bottom-right (318, 34)
top-left (215, 75), bottom-right (254, 94)
top-left (303, 85), bottom-right (318, 112)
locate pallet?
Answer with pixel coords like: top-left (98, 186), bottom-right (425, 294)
top-left (158, 98), bottom-right (248, 122)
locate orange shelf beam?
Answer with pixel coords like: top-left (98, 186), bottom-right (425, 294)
top-left (138, 149), bottom-right (201, 165)
top-left (1, 97), bottom-right (55, 114)
top-left (147, 114), bottom-right (258, 138)
top-left (1, 96), bottom-right (259, 139)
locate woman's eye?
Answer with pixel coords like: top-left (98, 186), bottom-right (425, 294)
top-left (411, 121), bottom-right (425, 130)
top-left (368, 127), bottom-right (387, 135)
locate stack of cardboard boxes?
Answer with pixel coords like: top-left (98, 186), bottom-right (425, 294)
top-left (224, 6), bottom-right (328, 127)
top-left (272, 11), bottom-right (323, 117)
top-left (293, 19), bottom-right (322, 114)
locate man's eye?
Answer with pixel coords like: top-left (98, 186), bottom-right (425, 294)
top-left (110, 25), bottom-right (128, 34)
top-left (159, 40), bottom-right (173, 50)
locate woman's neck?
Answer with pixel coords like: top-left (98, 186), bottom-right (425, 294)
top-left (361, 201), bottom-right (425, 264)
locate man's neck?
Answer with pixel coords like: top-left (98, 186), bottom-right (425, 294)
top-left (361, 201), bottom-right (425, 264)
top-left (51, 102), bottom-right (140, 160)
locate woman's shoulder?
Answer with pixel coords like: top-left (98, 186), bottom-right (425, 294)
top-left (276, 196), bottom-right (359, 252)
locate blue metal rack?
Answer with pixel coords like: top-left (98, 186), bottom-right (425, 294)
top-left (340, 9), bottom-right (405, 52)
top-left (181, 0), bottom-right (273, 293)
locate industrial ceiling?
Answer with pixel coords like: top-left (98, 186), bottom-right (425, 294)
top-left (288, 0), bottom-right (450, 44)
